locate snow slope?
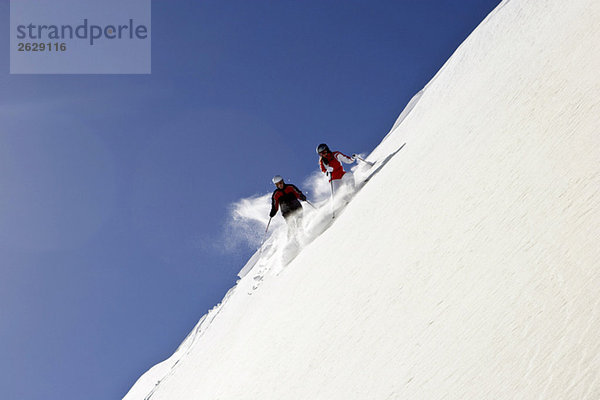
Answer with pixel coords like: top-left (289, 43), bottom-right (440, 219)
top-left (124, 0), bottom-right (600, 398)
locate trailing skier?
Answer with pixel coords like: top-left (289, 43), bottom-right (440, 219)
top-left (269, 175), bottom-right (307, 242)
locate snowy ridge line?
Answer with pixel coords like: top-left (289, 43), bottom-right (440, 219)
top-left (127, 210), bottom-right (312, 398)
top-left (384, 0), bottom-right (507, 144)
top-left (141, 251), bottom-right (284, 399)
top-left (360, 143), bottom-right (406, 185)
top-left (124, 285), bottom-right (239, 400)
top-left (387, 90), bottom-right (424, 138)
top-left (238, 234), bottom-right (275, 278)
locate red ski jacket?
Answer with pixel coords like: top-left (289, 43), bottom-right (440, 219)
top-left (270, 183), bottom-right (306, 218)
top-left (319, 151), bottom-right (354, 181)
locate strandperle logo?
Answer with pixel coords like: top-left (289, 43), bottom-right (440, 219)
top-left (10, 0), bottom-right (151, 74)
top-left (15, 19), bottom-right (149, 46)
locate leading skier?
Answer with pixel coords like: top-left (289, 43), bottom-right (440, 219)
top-left (316, 143), bottom-right (357, 194)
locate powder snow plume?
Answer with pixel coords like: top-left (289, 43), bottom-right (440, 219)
top-left (224, 193), bottom-right (278, 251)
top-left (224, 170), bottom-right (338, 251)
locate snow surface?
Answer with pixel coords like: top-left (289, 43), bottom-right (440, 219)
top-left (124, 0), bottom-right (600, 398)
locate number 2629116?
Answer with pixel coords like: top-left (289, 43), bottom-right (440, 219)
top-left (17, 43), bottom-right (67, 51)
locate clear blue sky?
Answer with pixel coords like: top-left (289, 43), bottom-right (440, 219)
top-left (0, 1), bottom-right (500, 399)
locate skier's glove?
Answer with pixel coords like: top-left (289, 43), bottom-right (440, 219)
top-left (325, 165), bottom-right (334, 172)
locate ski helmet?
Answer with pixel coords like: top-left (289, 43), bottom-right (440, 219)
top-left (316, 143), bottom-right (330, 154)
top-left (272, 175), bottom-right (284, 184)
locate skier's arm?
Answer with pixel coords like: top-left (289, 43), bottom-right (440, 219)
top-left (335, 152), bottom-right (355, 164)
top-left (320, 157), bottom-right (333, 173)
top-left (269, 193), bottom-right (279, 217)
top-left (289, 185), bottom-right (307, 201)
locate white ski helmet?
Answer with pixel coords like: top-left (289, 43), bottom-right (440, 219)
top-left (272, 175), bottom-right (284, 184)
top-left (316, 143), bottom-right (330, 154)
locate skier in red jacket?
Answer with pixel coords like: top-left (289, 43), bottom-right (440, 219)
top-left (269, 175), bottom-right (307, 241)
top-left (316, 143), bottom-right (357, 195)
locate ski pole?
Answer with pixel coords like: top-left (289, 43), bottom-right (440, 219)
top-left (328, 173), bottom-right (335, 219)
top-left (258, 217), bottom-right (272, 254)
top-left (353, 154), bottom-right (374, 166)
top-left (262, 217), bottom-right (272, 242)
top-left (260, 217), bottom-right (273, 245)
top-left (305, 200), bottom-right (318, 210)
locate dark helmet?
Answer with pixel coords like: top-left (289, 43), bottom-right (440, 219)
top-left (316, 143), bottom-right (330, 154)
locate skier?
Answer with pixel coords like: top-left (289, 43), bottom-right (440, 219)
top-left (316, 143), bottom-right (357, 195)
top-left (269, 175), bottom-right (307, 242)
